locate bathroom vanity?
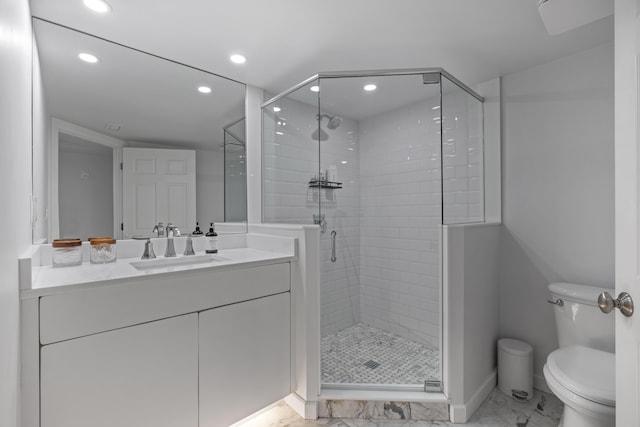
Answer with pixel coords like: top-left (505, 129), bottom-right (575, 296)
top-left (20, 233), bottom-right (299, 427)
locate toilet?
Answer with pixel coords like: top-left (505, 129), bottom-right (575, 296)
top-left (543, 282), bottom-right (615, 427)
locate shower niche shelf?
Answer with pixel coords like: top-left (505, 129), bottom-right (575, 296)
top-left (308, 179), bottom-right (343, 189)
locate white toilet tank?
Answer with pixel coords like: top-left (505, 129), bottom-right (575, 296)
top-left (548, 282), bottom-right (615, 353)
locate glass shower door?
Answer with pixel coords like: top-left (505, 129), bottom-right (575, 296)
top-left (317, 74), bottom-right (443, 388)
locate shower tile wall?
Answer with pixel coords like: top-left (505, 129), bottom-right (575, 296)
top-left (318, 120), bottom-right (362, 336)
top-left (263, 79), bottom-right (484, 348)
top-left (358, 98), bottom-right (442, 346)
top-left (263, 97), bottom-right (362, 336)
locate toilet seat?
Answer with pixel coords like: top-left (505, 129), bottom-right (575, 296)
top-left (546, 345), bottom-right (615, 407)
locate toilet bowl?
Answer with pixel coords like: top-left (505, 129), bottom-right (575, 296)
top-left (544, 283), bottom-right (616, 427)
top-left (543, 345), bottom-right (614, 427)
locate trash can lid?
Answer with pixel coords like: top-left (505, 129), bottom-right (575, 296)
top-left (498, 338), bottom-right (533, 356)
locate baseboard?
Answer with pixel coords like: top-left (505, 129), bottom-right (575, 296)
top-left (450, 369), bottom-right (497, 423)
top-left (449, 404), bottom-right (467, 424)
top-left (284, 393), bottom-right (318, 420)
top-left (534, 373), bottom-right (552, 394)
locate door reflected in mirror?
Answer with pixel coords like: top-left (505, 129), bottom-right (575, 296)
top-left (32, 18), bottom-right (247, 243)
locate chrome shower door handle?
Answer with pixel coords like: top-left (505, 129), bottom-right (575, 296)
top-left (331, 230), bottom-right (337, 262)
top-left (598, 291), bottom-right (634, 317)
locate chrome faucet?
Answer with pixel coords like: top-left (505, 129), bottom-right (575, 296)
top-left (183, 236), bottom-right (195, 256)
top-left (164, 223), bottom-right (181, 257)
top-left (133, 236), bottom-right (156, 259)
top-left (141, 238), bottom-right (156, 259)
top-left (152, 222), bottom-right (164, 238)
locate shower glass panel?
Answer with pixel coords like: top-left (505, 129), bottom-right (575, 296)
top-left (261, 70), bottom-right (484, 390)
top-left (263, 79), bottom-right (321, 225)
top-left (441, 76), bottom-right (484, 224)
top-left (224, 118), bottom-right (247, 222)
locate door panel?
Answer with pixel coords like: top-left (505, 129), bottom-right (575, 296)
top-left (123, 147), bottom-right (196, 237)
top-left (614, 1), bottom-right (640, 425)
top-left (133, 183), bottom-right (157, 231)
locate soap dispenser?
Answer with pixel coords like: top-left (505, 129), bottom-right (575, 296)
top-left (205, 222), bottom-right (218, 254)
top-left (192, 222), bottom-right (204, 236)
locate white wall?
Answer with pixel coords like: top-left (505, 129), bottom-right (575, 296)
top-left (0, 1), bottom-right (33, 426)
top-left (475, 78), bottom-right (501, 223)
top-left (195, 149), bottom-right (224, 224)
top-left (446, 223), bottom-right (500, 422)
top-left (500, 42), bottom-right (614, 383)
top-left (246, 85), bottom-right (263, 224)
top-left (32, 38), bottom-right (49, 244)
top-left (58, 144), bottom-right (113, 240)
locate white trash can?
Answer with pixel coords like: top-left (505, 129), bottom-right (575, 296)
top-left (497, 338), bottom-right (533, 401)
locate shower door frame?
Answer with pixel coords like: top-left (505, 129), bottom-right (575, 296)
top-left (261, 68), bottom-right (485, 399)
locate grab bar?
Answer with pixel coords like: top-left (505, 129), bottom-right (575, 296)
top-left (331, 230), bottom-right (337, 262)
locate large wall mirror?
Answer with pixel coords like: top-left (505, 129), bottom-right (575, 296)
top-left (32, 18), bottom-right (247, 243)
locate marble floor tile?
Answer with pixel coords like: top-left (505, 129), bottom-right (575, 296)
top-left (235, 388), bottom-right (562, 427)
top-left (322, 323), bottom-right (439, 385)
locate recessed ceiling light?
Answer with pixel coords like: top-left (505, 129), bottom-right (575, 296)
top-left (83, 0), bottom-right (111, 13)
top-left (364, 84), bottom-right (377, 91)
top-left (273, 106), bottom-right (281, 112)
top-left (310, 85), bottom-right (320, 92)
top-left (230, 54), bottom-right (246, 64)
top-left (198, 86), bottom-right (212, 94)
top-left (78, 53), bottom-right (98, 63)
top-left (276, 131), bottom-right (284, 135)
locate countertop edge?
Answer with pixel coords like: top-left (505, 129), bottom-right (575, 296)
top-left (21, 252), bottom-right (295, 300)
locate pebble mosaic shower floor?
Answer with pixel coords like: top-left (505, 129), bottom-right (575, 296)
top-left (321, 323), bottom-right (440, 385)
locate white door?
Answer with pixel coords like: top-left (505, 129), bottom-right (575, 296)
top-left (122, 147), bottom-right (196, 238)
top-left (615, 1), bottom-right (640, 425)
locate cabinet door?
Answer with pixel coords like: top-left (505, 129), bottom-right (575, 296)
top-left (199, 293), bottom-right (291, 427)
top-left (41, 314), bottom-right (198, 427)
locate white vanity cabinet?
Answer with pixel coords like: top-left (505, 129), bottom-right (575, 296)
top-left (199, 292), bottom-right (291, 427)
top-left (41, 314), bottom-right (199, 427)
top-left (29, 260), bottom-right (293, 427)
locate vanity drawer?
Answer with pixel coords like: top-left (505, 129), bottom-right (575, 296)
top-left (39, 262), bottom-right (290, 345)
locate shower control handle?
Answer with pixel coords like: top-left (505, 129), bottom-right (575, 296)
top-left (598, 291), bottom-right (634, 317)
top-left (331, 230), bottom-right (337, 263)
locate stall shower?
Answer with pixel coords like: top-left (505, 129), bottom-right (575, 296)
top-left (262, 69), bottom-right (484, 391)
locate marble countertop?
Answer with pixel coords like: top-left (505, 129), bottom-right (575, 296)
top-left (22, 233), bottom-right (297, 298)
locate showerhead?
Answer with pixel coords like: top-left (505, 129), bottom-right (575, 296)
top-left (327, 115), bottom-right (342, 130)
top-left (317, 114), bottom-right (343, 130)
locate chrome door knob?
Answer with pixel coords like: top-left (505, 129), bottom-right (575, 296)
top-left (598, 291), bottom-right (634, 317)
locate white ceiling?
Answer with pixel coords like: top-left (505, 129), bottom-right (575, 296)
top-left (34, 19), bottom-right (245, 150)
top-left (30, 0), bottom-right (614, 95)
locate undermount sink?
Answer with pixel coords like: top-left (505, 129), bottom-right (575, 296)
top-left (130, 254), bottom-right (219, 271)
